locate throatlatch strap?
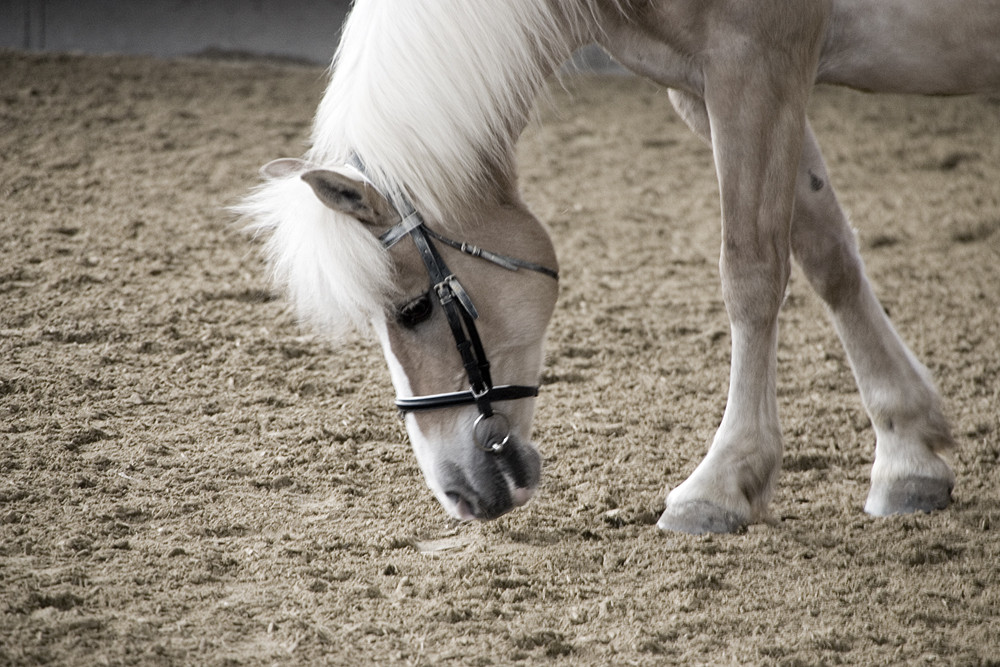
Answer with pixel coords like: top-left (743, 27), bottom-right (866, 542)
top-left (423, 228), bottom-right (559, 280)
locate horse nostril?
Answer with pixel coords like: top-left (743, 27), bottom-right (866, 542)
top-left (445, 491), bottom-right (478, 521)
top-left (510, 486), bottom-right (535, 508)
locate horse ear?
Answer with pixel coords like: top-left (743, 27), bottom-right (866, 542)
top-left (301, 169), bottom-right (392, 226)
top-left (260, 158), bottom-right (309, 179)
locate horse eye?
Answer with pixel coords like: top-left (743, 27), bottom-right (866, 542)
top-left (396, 292), bottom-right (434, 328)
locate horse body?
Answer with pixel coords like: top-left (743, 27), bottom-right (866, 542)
top-left (243, 0), bottom-right (999, 531)
top-left (820, 0), bottom-right (1000, 95)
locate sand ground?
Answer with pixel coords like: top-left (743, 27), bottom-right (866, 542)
top-left (2, 51), bottom-right (999, 665)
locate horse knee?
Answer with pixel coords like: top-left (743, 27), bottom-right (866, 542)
top-left (720, 244), bottom-right (791, 326)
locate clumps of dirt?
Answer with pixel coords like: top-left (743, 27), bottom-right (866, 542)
top-left (1, 51), bottom-right (998, 665)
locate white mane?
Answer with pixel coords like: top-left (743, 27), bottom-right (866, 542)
top-left (240, 173), bottom-right (396, 338)
top-left (308, 0), bottom-right (600, 220)
top-left (241, 0), bottom-right (601, 339)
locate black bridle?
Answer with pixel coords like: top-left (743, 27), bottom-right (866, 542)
top-left (350, 161), bottom-right (558, 453)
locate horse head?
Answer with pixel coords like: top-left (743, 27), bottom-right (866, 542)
top-left (255, 158), bottom-right (559, 521)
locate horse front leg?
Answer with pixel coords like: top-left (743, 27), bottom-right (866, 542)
top-left (669, 89), bottom-right (956, 518)
top-left (658, 38), bottom-right (821, 534)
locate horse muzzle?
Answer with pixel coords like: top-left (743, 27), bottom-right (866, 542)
top-left (438, 437), bottom-right (541, 521)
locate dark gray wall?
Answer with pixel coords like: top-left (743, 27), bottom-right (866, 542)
top-left (0, 0), bottom-right (621, 70)
top-left (0, 0), bottom-right (352, 63)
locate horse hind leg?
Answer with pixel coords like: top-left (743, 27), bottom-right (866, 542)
top-left (790, 122), bottom-right (955, 515)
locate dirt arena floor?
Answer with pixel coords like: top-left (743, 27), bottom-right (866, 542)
top-left (2, 51), bottom-right (999, 666)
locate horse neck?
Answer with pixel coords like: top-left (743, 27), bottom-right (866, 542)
top-left (307, 0), bottom-right (600, 223)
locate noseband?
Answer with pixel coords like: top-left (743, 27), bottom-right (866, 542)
top-left (347, 160), bottom-right (558, 453)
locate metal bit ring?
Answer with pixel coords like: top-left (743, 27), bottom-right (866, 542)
top-left (473, 413), bottom-right (511, 454)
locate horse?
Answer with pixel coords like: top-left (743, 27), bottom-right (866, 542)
top-left (240, 0), bottom-right (1000, 533)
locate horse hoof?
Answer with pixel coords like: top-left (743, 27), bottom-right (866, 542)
top-left (657, 500), bottom-right (747, 535)
top-left (865, 476), bottom-right (953, 516)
